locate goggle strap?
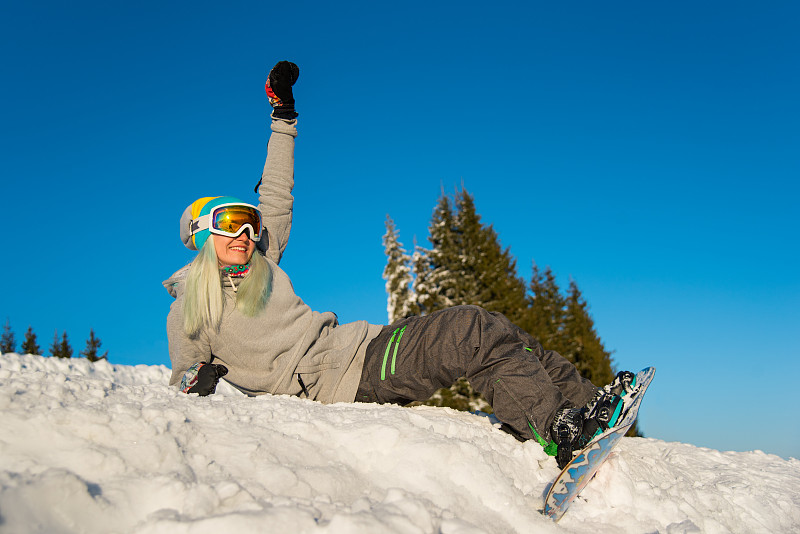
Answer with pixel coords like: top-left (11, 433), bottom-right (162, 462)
top-left (190, 215), bottom-right (210, 236)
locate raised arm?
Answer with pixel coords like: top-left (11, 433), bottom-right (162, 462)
top-left (257, 61), bottom-right (299, 265)
top-left (258, 118), bottom-right (297, 264)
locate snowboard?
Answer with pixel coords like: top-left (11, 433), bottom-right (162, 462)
top-left (543, 366), bottom-right (656, 521)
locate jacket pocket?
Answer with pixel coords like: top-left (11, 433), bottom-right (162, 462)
top-left (295, 362), bottom-right (341, 399)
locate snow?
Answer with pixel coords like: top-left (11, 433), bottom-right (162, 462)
top-left (1, 353), bottom-right (798, 534)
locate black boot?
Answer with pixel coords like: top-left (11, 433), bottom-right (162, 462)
top-left (550, 407), bottom-right (586, 469)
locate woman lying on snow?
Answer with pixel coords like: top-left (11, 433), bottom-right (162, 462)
top-left (163, 61), bottom-right (635, 469)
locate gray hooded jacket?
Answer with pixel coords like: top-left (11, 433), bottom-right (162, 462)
top-left (163, 119), bottom-right (383, 402)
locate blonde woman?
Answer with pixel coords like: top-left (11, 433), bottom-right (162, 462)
top-left (164, 61), bottom-right (634, 468)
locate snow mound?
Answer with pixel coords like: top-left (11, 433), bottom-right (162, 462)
top-left (1, 353), bottom-right (798, 533)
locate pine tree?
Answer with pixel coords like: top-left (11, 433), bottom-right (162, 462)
top-left (414, 187), bottom-right (527, 319)
top-left (21, 326), bottom-right (41, 355)
top-left (58, 332), bottom-right (73, 359)
top-left (413, 187), bottom-right (528, 413)
top-left (49, 330), bottom-right (61, 357)
top-left (80, 329), bottom-right (108, 362)
top-left (413, 191), bottom-right (474, 411)
top-left (1, 319), bottom-right (16, 354)
top-left (452, 189), bottom-right (527, 322)
top-left (395, 186), bottom-right (623, 425)
top-left (382, 216), bottom-right (416, 322)
top-left (561, 280), bottom-right (615, 386)
top-left (519, 263), bottom-right (567, 353)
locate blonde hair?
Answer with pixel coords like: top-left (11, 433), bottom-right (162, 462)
top-left (183, 237), bottom-right (272, 336)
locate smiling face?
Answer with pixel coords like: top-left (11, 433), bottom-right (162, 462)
top-left (213, 232), bottom-right (256, 267)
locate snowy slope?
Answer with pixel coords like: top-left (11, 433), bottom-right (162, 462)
top-left (0, 353), bottom-right (798, 534)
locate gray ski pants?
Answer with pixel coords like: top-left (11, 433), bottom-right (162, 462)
top-left (355, 305), bottom-right (597, 443)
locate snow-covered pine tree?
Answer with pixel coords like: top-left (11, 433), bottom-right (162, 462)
top-left (410, 244), bottom-right (429, 313)
top-left (413, 193), bottom-right (458, 316)
top-left (414, 187), bottom-right (527, 413)
top-left (1, 319), bottom-right (16, 354)
top-left (382, 216), bottom-right (416, 322)
top-left (21, 326), bottom-right (40, 355)
top-left (80, 329), bottom-right (108, 362)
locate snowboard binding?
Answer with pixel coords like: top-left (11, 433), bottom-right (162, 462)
top-left (554, 371), bottom-right (639, 469)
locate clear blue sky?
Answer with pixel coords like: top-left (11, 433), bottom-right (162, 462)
top-left (2, 1), bottom-right (798, 459)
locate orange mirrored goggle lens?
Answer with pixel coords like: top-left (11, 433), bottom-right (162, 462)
top-left (210, 205), bottom-right (263, 241)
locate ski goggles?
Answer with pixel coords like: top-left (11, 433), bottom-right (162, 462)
top-left (190, 203), bottom-right (263, 241)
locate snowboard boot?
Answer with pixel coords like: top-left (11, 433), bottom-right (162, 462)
top-left (550, 406), bottom-right (591, 469)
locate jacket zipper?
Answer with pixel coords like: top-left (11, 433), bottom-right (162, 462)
top-left (297, 373), bottom-right (310, 398)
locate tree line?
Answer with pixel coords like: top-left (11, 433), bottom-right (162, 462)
top-left (382, 186), bottom-right (638, 434)
top-left (0, 319), bottom-right (108, 362)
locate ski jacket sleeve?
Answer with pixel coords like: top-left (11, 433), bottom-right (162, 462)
top-left (166, 284), bottom-right (214, 387)
top-left (257, 118), bottom-right (297, 265)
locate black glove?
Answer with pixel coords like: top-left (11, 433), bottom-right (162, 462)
top-left (265, 60), bottom-right (299, 120)
top-left (182, 362), bottom-right (229, 396)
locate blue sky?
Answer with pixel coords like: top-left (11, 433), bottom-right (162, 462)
top-left (2, 1), bottom-right (798, 459)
